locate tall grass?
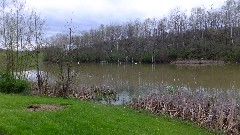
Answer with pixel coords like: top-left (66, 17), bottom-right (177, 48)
top-left (0, 72), bottom-right (30, 94)
top-left (130, 86), bottom-right (240, 134)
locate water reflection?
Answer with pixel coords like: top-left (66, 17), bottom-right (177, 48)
top-left (24, 64), bottom-right (240, 104)
top-left (15, 70), bottom-right (45, 82)
top-left (101, 91), bottom-right (131, 105)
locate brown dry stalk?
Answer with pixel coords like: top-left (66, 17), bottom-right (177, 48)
top-left (130, 88), bottom-right (240, 134)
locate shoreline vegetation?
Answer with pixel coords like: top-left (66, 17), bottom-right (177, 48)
top-left (130, 87), bottom-right (240, 134)
top-left (171, 60), bottom-right (225, 66)
top-left (31, 80), bottom-right (239, 134)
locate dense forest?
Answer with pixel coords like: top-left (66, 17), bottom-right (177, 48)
top-left (43, 0), bottom-right (240, 63)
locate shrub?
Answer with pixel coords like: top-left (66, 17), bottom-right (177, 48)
top-left (107, 53), bottom-right (126, 63)
top-left (141, 52), bottom-right (153, 63)
top-left (167, 51), bottom-right (178, 60)
top-left (234, 47), bottom-right (240, 62)
top-left (223, 54), bottom-right (235, 62)
top-left (0, 72), bottom-right (30, 94)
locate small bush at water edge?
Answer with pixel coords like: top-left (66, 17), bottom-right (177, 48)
top-left (0, 72), bottom-right (30, 94)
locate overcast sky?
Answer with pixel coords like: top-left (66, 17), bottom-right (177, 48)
top-left (25, 0), bottom-right (225, 36)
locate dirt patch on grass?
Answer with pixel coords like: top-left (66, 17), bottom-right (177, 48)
top-left (27, 104), bottom-right (64, 111)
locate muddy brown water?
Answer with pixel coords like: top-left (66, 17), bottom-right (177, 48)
top-left (25, 63), bottom-right (240, 104)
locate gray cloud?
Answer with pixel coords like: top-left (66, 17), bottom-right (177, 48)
top-left (26, 0), bottom-right (225, 36)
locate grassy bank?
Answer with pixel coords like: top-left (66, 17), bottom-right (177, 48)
top-left (0, 94), bottom-right (213, 135)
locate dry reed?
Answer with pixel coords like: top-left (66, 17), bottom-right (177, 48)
top-left (130, 86), bottom-right (240, 134)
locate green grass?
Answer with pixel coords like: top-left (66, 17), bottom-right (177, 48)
top-left (0, 94), bottom-right (213, 135)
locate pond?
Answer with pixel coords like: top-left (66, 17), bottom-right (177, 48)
top-left (26, 63), bottom-right (240, 103)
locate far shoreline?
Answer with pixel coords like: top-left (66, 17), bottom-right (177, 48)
top-left (170, 59), bottom-right (225, 66)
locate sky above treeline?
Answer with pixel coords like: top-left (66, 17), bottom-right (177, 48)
top-left (25, 0), bottom-right (225, 36)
